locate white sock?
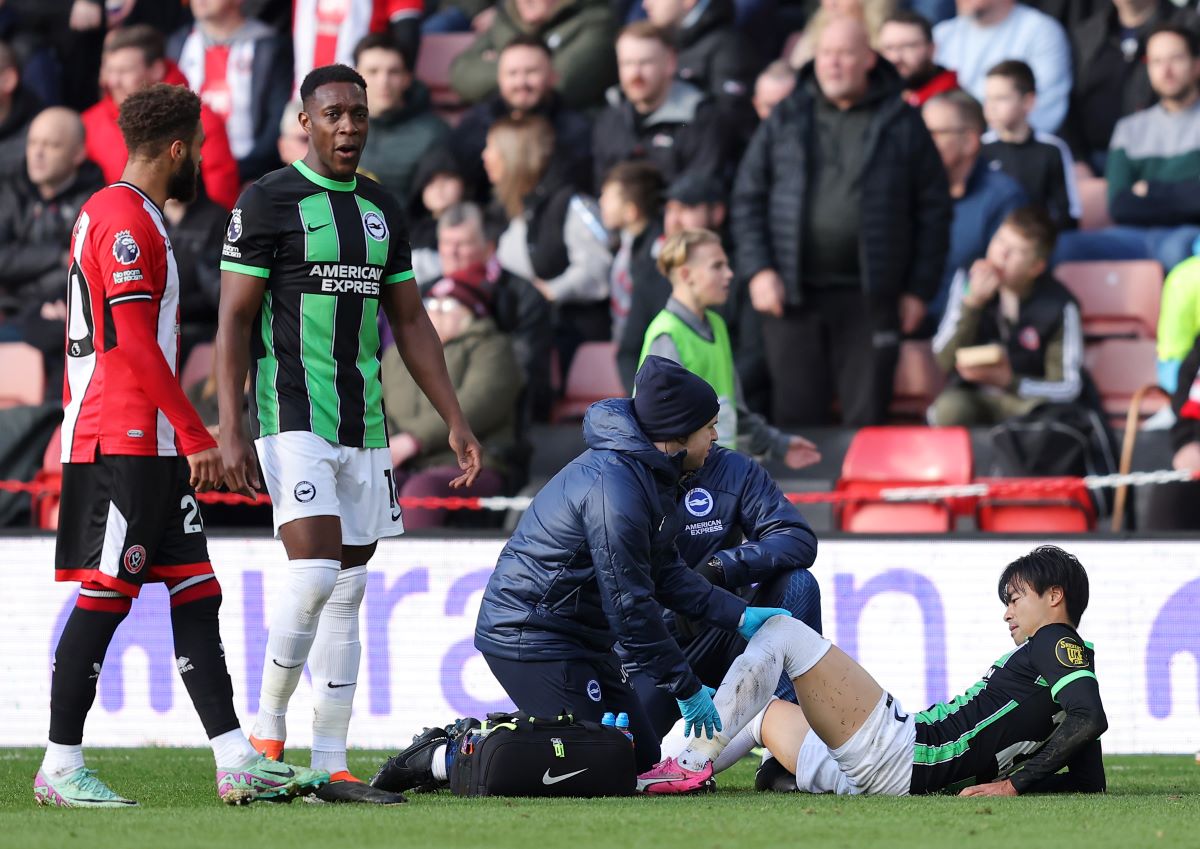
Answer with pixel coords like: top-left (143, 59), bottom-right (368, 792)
top-left (430, 744), bottom-right (448, 781)
top-left (712, 724), bottom-right (758, 775)
top-left (41, 742), bottom-right (84, 778)
top-left (253, 558), bottom-right (340, 742)
top-left (678, 617), bottom-right (825, 771)
top-left (309, 565), bottom-right (367, 776)
top-left (211, 729), bottom-right (258, 770)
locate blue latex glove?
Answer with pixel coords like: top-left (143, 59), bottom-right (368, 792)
top-left (737, 607), bottom-right (792, 641)
top-left (677, 685), bottom-right (722, 739)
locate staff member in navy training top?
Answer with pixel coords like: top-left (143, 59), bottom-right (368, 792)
top-left (473, 356), bottom-right (793, 772)
top-left (625, 444), bottom-right (821, 747)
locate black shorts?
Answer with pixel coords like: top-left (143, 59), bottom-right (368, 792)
top-left (55, 454), bottom-right (212, 597)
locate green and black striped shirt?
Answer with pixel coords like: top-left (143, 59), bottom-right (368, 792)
top-left (220, 160), bottom-right (412, 448)
top-left (909, 623), bottom-right (1100, 794)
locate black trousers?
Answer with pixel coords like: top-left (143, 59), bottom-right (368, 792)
top-left (761, 289), bottom-right (900, 427)
top-left (483, 652), bottom-right (661, 772)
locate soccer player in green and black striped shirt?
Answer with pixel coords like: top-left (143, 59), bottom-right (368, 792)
top-left (637, 545), bottom-right (1108, 797)
top-left (214, 64), bottom-right (482, 805)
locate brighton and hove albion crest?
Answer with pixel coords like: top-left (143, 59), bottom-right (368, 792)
top-left (363, 210), bottom-right (388, 241)
top-left (684, 488), bottom-right (714, 518)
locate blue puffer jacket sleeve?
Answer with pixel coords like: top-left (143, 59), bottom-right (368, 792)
top-left (710, 455), bottom-right (818, 587)
top-left (581, 464), bottom-right (743, 699)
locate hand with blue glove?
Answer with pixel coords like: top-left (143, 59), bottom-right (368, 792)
top-left (677, 685), bottom-right (722, 739)
top-left (737, 607), bottom-right (792, 641)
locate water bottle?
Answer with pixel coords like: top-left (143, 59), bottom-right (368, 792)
top-left (601, 712), bottom-right (616, 728)
top-left (615, 712), bottom-right (634, 745)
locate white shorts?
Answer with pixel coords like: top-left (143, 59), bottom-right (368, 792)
top-left (256, 431), bottom-right (404, 546)
top-left (792, 691), bottom-right (915, 796)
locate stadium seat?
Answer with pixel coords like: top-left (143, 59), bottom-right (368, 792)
top-left (1056, 260), bottom-right (1162, 339)
top-left (1084, 337), bottom-right (1166, 419)
top-left (890, 340), bottom-right (944, 421)
top-left (550, 341), bottom-right (625, 422)
top-left (835, 426), bottom-right (972, 532)
top-left (415, 33), bottom-right (476, 123)
top-left (0, 342), bottom-right (45, 408)
top-left (1077, 178), bottom-right (1113, 231)
top-left (180, 342), bottom-right (214, 391)
top-left (975, 477), bottom-right (1096, 532)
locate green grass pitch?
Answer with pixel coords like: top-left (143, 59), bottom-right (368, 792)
top-left (2, 749), bottom-right (1197, 849)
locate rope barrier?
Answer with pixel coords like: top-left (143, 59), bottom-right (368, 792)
top-left (4, 468), bottom-right (1199, 513)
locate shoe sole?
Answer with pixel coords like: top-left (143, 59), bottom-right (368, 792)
top-left (639, 778), bottom-right (717, 795)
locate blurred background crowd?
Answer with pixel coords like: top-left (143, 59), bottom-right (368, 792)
top-left (3, 0), bottom-right (1200, 533)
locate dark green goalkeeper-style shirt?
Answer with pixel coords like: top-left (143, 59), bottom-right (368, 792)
top-left (220, 160), bottom-right (413, 448)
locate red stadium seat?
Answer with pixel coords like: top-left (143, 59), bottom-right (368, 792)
top-left (835, 426), bottom-right (972, 532)
top-left (1077, 178), bottom-right (1113, 231)
top-left (180, 342), bottom-right (214, 391)
top-left (1084, 338), bottom-right (1165, 420)
top-left (890, 340), bottom-right (945, 421)
top-left (1056, 261), bottom-right (1162, 339)
top-left (415, 33), bottom-right (476, 123)
top-left (975, 478), bottom-right (1096, 532)
top-left (550, 342), bottom-right (626, 422)
top-left (0, 342), bottom-right (45, 408)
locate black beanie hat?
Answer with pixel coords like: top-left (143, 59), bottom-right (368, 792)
top-left (633, 356), bottom-right (720, 441)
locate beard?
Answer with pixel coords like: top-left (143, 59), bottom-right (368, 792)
top-left (166, 152), bottom-right (199, 203)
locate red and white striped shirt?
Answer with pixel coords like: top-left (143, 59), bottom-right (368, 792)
top-left (62, 184), bottom-right (212, 463)
top-left (292, 0), bottom-right (422, 89)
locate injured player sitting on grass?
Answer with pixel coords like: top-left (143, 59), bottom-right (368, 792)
top-left (637, 545), bottom-right (1109, 796)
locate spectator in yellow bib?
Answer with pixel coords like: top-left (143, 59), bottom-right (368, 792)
top-left (639, 229), bottom-right (820, 469)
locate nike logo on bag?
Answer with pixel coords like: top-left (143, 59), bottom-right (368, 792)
top-left (327, 681), bottom-right (355, 688)
top-left (273, 660), bottom-right (304, 669)
top-left (542, 768), bottom-right (588, 785)
top-left (306, 222), bottom-right (331, 233)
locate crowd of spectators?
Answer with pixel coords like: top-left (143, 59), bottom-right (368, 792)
top-left (3, 0), bottom-right (1200, 528)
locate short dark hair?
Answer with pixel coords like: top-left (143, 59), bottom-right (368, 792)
top-left (603, 160), bottom-right (665, 221)
top-left (618, 21), bottom-right (676, 51)
top-left (501, 34), bottom-right (553, 61)
top-left (987, 60), bottom-right (1036, 96)
top-left (352, 32), bottom-right (405, 68)
top-left (1002, 205), bottom-right (1058, 260)
top-left (103, 24), bottom-right (165, 65)
top-left (118, 83), bottom-right (201, 157)
top-left (1148, 23), bottom-right (1199, 57)
top-left (300, 64), bottom-right (368, 106)
top-left (882, 10), bottom-right (933, 43)
top-left (927, 88), bottom-right (986, 135)
top-left (998, 545), bottom-right (1090, 627)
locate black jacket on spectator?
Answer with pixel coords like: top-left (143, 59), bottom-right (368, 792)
top-left (168, 190), bottom-right (227, 359)
top-left (523, 160), bottom-right (584, 281)
top-left (676, 0), bottom-right (760, 106)
top-left (591, 79), bottom-right (734, 191)
top-left (491, 260), bottom-right (554, 430)
top-left (0, 84), bottom-right (41, 180)
top-left (616, 219), bottom-right (670, 389)
top-left (0, 159), bottom-right (102, 311)
top-left (451, 90), bottom-right (594, 197)
top-left (1062, 1), bottom-right (1199, 166)
top-left (730, 60), bottom-right (950, 306)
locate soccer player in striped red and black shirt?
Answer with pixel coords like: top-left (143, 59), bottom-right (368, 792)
top-left (35, 84), bottom-right (327, 809)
